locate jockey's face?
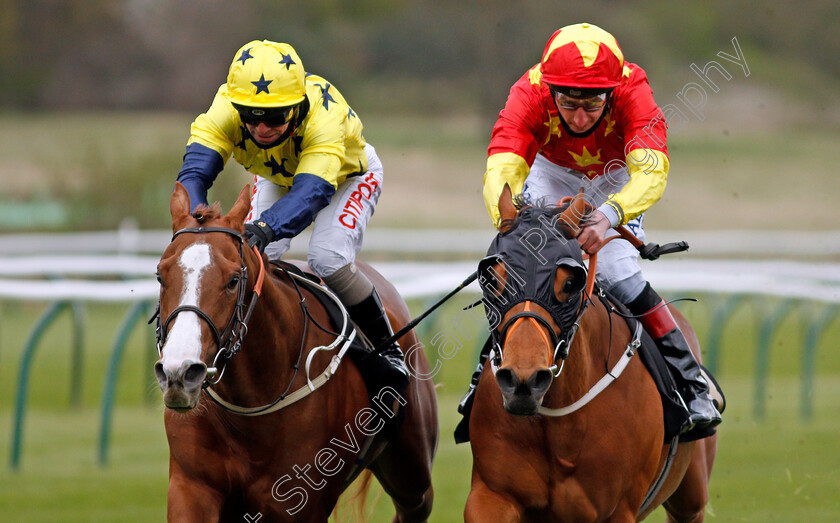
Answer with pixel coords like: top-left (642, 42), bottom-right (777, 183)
top-left (246, 121), bottom-right (291, 146)
top-left (554, 92), bottom-right (607, 134)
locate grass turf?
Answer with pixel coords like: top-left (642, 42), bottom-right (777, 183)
top-left (1, 298), bottom-right (840, 521)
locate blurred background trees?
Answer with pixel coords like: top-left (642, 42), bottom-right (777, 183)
top-left (2, 0), bottom-right (838, 118)
top-left (1, 0), bottom-right (838, 232)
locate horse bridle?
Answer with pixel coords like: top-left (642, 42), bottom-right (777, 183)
top-left (492, 294), bottom-right (590, 378)
top-left (151, 226), bottom-right (265, 387)
top-left (488, 229), bottom-right (601, 377)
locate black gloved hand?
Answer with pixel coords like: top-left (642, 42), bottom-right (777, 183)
top-left (243, 221), bottom-right (275, 253)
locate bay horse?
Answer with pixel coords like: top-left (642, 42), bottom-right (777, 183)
top-left (465, 186), bottom-right (717, 522)
top-left (154, 183), bottom-right (438, 522)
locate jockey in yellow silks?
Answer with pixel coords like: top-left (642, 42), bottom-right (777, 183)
top-left (476, 23), bottom-right (720, 437)
top-left (176, 40), bottom-right (408, 383)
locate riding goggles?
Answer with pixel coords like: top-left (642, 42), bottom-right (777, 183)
top-left (233, 103), bottom-right (298, 127)
top-left (552, 91), bottom-right (608, 112)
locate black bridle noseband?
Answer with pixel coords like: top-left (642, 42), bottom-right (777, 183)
top-left (151, 226), bottom-right (265, 386)
top-left (491, 295), bottom-right (590, 377)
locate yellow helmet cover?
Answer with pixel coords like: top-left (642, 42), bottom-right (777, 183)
top-left (222, 40), bottom-right (306, 108)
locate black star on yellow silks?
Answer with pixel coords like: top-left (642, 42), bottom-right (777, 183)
top-left (320, 84), bottom-right (335, 110)
top-left (236, 48), bottom-right (254, 65)
top-left (252, 74), bottom-right (272, 94)
top-left (265, 156), bottom-right (294, 177)
top-left (278, 53), bottom-right (296, 70)
top-left (293, 136), bottom-right (303, 156)
top-left (348, 107), bottom-right (356, 119)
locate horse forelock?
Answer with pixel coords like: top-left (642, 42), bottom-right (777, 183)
top-left (191, 202), bottom-right (223, 225)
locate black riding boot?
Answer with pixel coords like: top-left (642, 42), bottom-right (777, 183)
top-left (454, 341), bottom-right (491, 444)
top-left (458, 359), bottom-right (484, 416)
top-left (347, 289), bottom-right (410, 383)
top-left (628, 283), bottom-right (721, 434)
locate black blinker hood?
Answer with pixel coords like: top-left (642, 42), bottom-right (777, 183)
top-left (479, 206), bottom-right (586, 333)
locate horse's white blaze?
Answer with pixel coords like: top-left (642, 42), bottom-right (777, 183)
top-left (160, 243), bottom-right (212, 375)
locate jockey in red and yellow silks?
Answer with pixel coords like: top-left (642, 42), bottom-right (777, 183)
top-left (175, 40), bottom-right (409, 384)
top-left (483, 24), bottom-right (669, 228)
top-left (472, 23), bottom-right (720, 437)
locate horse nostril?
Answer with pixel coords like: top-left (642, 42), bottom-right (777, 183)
top-left (154, 361), bottom-right (168, 389)
top-left (529, 369), bottom-right (553, 394)
top-left (496, 368), bottom-right (519, 393)
top-left (183, 362), bottom-right (207, 388)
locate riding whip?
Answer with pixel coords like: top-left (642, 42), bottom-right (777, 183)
top-left (372, 270), bottom-right (478, 355)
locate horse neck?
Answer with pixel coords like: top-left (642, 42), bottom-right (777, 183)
top-left (213, 268), bottom-right (308, 406)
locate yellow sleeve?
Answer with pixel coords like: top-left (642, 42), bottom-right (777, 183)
top-left (295, 81), bottom-right (347, 189)
top-left (483, 152), bottom-right (531, 227)
top-left (604, 148), bottom-right (669, 224)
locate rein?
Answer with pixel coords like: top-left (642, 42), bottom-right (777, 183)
top-left (204, 270), bottom-right (356, 416)
top-left (538, 319), bottom-right (641, 416)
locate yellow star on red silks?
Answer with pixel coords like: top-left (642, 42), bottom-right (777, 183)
top-left (569, 146), bottom-right (604, 168)
top-left (603, 113), bottom-right (616, 137)
top-left (543, 113), bottom-right (562, 145)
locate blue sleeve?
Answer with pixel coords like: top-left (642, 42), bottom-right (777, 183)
top-left (258, 173), bottom-right (337, 239)
top-left (175, 143), bottom-right (225, 212)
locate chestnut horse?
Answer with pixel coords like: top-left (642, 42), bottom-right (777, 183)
top-left (465, 188), bottom-right (717, 522)
top-left (154, 183), bottom-right (438, 522)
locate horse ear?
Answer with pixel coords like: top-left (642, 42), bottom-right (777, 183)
top-left (555, 189), bottom-right (589, 238)
top-left (226, 185), bottom-right (252, 231)
top-left (170, 182), bottom-right (192, 233)
top-left (498, 184), bottom-right (517, 226)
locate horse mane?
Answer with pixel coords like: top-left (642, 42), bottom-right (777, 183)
top-left (191, 202), bottom-right (223, 225)
top-left (499, 194), bottom-right (593, 238)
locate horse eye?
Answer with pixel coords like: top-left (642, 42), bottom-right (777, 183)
top-left (226, 276), bottom-right (240, 290)
top-left (156, 272), bottom-right (163, 284)
top-left (562, 278), bottom-right (575, 293)
top-left (480, 269), bottom-right (505, 298)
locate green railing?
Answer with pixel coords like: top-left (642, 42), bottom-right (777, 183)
top-left (97, 300), bottom-right (156, 465)
top-left (6, 289), bottom-right (840, 469)
top-left (8, 299), bottom-right (155, 469)
top-left (696, 295), bottom-right (840, 421)
top-left (10, 300), bottom-right (85, 469)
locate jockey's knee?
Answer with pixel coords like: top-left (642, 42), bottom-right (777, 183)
top-left (602, 272), bottom-right (647, 304)
top-left (308, 246), bottom-right (353, 279)
top-left (595, 239), bottom-right (644, 303)
top-left (320, 262), bottom-right (374, 306)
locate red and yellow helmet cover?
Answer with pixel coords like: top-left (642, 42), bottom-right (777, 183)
top-left (540, 23), bottom-right (624, 89)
